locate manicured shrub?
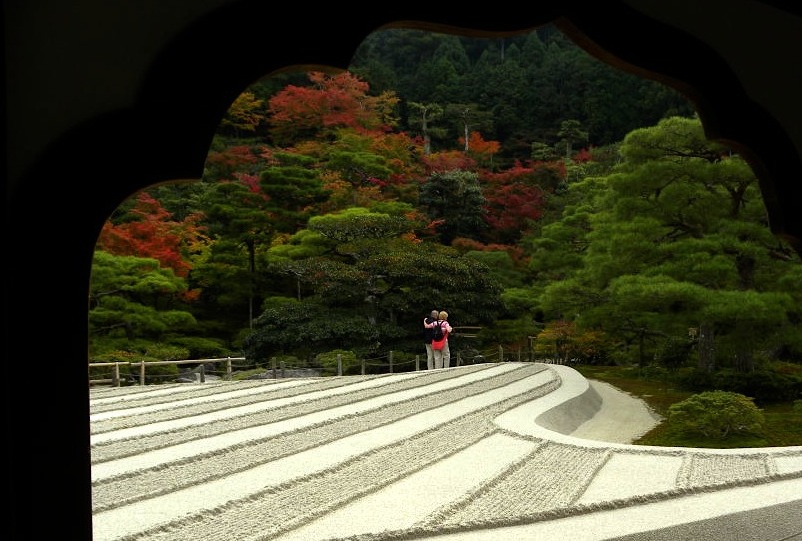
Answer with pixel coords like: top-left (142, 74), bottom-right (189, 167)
top-left (315, 349), bottom-right (359, 375)
top-left (168, 336), bottom-right (232, 359)
top-left (668, 390), bottom-right (765, 440)
top-left (142, 343), bottom-right (189, 361)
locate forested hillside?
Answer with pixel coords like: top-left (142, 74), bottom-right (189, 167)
top-left (348, 26), bottom-right (694, 164)
top-left (89, 26), bottom-right (802, 398)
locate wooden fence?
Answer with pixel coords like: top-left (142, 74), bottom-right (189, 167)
top-left (88, 353), bottom-right (424, 387)
top-left (88, 357), bottom-right (244, 387)
top-left (88, 345), bottom-right (549, 387)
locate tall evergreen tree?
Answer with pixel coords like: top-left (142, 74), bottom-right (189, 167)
top-left (535, 116), bottom-right (802, 369)
top-left (245, 208), bottom-right (502, 362)
top-left (259, 152), bottom-right (332, 234)
top-left (89, 251), bottom-right (197, 356)
top-left (419, 170), bottom-right (489, 244)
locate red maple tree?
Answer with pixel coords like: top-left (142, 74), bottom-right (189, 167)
top-left (267, 71), bottom-right (399, 146)
top-left (97, 192), bottom-right (206, 282)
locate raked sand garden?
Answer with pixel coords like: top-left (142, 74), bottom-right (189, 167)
top-left (89, 362), bottom-right (802, 541)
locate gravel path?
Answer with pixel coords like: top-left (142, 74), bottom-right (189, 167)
top-left (90, 362), bottom-right (802, 541)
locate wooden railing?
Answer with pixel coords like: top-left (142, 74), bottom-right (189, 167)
top-left (88, 345), bottom-right (544, 388)
top-left (88, 357), bottom-right (244, 387)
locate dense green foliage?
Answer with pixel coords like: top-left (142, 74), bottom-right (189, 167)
top-left (667, 390), bottom-right (765, 440)
top-left (90, 26), bottom-right (801, 400)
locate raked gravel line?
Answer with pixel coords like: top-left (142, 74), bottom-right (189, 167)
top-left (90, 378), bottom-right (313, 413)
top-left (90, 363), bottom-right (543, 510)
top-left (91, 368), bottom-right (477, 431)
top-left (90, 363), bottom-right (505, 462)
top-left (93, 365), bottom-right (558, 540)
top-left (90, 362), bottom-right (802, 541)
top-left (90, 378), bottom-right (361, 418)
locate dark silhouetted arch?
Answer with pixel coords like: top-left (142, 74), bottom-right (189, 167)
top-left (7, 3), bottom-right (801, 539)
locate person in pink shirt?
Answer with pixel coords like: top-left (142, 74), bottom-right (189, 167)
top-left (425, 310), bottom-right (453, 368)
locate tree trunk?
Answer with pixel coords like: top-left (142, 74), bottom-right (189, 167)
top-left (248, 238), bottom-right (255, 329)
top-left (697, 323), bottom-right (715, 373)
top-left (733, 349), bottom-right (754, 372)
top-left (638, 330), bottom-right (646, 369)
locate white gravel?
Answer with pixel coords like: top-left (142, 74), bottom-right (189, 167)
top-left (89, 362), bottom-right (802, 541)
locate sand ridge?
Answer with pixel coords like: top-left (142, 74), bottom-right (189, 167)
top-left (89, 362), bottom-right (802, 541)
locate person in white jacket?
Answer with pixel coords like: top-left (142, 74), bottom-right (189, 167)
top-left (422, 309), bottom-right (439, 370)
